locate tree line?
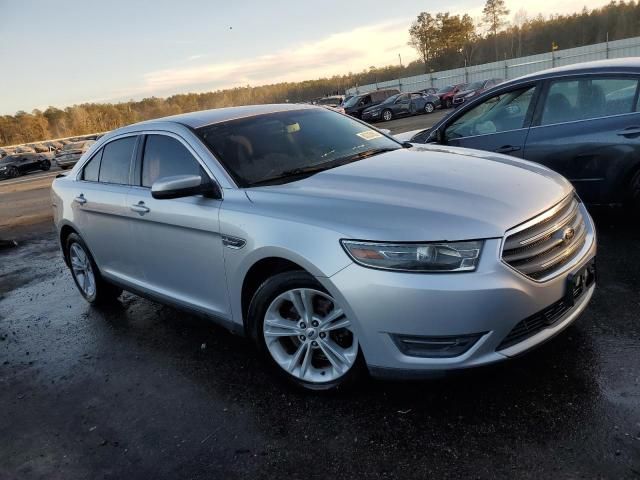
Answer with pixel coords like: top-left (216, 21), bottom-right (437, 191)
top-left (2, 1), bottom-right (639, 146)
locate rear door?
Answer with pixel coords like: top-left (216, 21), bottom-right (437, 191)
top-left (523, 75), bottom-right (640, 204)
top-left (72, 135), bottom-right (140, 281)
top-left (126, 132), bottom-right (229, 319)
top-left (442, 83), bottom-right (539, 158)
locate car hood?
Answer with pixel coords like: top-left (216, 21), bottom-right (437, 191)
top-left (457, 88), bottom-right (481, 97)
top-left (245, 147), bottom-right (573, 241)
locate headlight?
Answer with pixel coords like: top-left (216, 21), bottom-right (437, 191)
top-left (0, 166), bottom-right (6, 171)
top-left (341, 240), bottom-right (483, 272)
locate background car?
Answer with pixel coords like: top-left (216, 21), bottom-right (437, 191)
top-left (419, 87), bottom-right (438, 95)
top-left (402, 58), bottom-right (640, 207)
top-left (0, 152), bottom-right (51, 179)
top-left (54, 140), bottom-right (95, 170)
top-left (436, 83), bottom-right (467, 108)
top-left (342, 89), bottom-right (399, 118)
top-left (361, 92), bottom-right (440, 122)
top-left (452, 78), bottom-right (503, 107)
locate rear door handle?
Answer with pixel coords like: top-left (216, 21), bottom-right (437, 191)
top-left (495, 145), bottom-right (521, 154)
top-left (130, 202), bottom-right (150, 215)
top-left (74, 194), bottom-right (87, 205)
top-left (617, 126), bottom-right (640, 137)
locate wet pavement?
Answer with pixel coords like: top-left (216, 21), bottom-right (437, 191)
top-left (1, 212), bottom-right (639, 479)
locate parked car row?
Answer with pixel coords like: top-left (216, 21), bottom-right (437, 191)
top-left (1, 134), bottom-right (103, 179)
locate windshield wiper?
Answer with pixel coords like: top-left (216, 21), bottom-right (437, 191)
top-left (250, 148), bottom-right (400, 187)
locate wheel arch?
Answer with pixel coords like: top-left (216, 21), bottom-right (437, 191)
top-left (240, 256), bottom-right (309, 334)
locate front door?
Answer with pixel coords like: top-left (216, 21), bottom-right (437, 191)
top-left (126, 133), bottom-right (229, 319)
top-left (442, 84), bottom-right (539, 158)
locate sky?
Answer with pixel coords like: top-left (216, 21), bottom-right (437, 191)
top-left (0, 0), bottom-right (612, 115)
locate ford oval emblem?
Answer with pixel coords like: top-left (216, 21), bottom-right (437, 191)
top-left (562, 227), bottom-right (575, 242)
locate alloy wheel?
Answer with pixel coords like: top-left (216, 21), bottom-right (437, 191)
top-left (263, 288), bottom-right (358, 384)
top-left (425, 102), bottom-right (435, 113)
top-left (69, 243), bottom-right (96, 298)
top-left (382, 110), bottom-right (392, 122)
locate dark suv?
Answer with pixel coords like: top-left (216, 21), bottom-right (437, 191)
top-left (342, 89), bottom-right (400, 118)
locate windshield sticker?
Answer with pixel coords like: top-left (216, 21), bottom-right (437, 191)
top-left (357, 131), bottom-right (383, 140)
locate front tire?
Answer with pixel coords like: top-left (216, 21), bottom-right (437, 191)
top-left (445, 98), bottom-right (452, 108)
top-left (65, 233), bottom-right (122, 305)
top-left (248, 271), bottom-right (364, 391)
top-left (381, 109), bottom-right (393, 122)
top-left (7, 166), bottom-right (20, 178)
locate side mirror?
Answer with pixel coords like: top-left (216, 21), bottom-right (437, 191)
top-left (151, 174), bottom-right (220, 200)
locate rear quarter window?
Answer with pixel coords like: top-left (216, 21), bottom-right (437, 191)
top-left (82, 149), bottom-right (102, 182)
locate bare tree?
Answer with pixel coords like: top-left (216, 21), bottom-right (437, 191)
top-left (408, 13), bottom-right (438, 73)
top-left (483, 0), bottom-right (510, 61)
top-left (513, 8), bottom-right (529, 57)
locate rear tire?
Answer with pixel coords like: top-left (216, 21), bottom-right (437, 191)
top-left (248, 270), bottom-right (365, 391)
top-left (65, 233), bottom-right (122, 305)
top-left (40, 160), bottom-right (51, 171)
top-left (424, 102), bottom-right (435, 114)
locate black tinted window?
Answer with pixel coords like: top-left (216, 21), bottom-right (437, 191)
top-left (142, 135), bottom-right (201, 187)
top-left (99, 137), bottom-right (136, 185)
top-left (541, 77), bottom-right (638, 125)
top-left (82, 149), bottom-right (102, 182)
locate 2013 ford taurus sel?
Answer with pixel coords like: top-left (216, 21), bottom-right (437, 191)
top-left (51, 104), bottom-right (597, 390)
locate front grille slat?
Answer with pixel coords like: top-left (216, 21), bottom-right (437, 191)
top-left (502, 195), bottom-right (587, 281)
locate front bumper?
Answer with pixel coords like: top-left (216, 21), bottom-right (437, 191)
top-left (361, 111), bottom-right (381, 121)
top-left (318, 207), bottom-right (597, 378)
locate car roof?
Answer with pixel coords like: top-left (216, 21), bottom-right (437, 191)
top-left (128, 103), bottom-right (316, 130)
top-left (502, 58), bottom-right (640, 87)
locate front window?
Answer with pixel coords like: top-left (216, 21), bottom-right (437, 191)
top-left (196, 108), bottom-right (401, 187)
top-left (437, 86), bottom-right (454, 93)
top-left (466, 81), bottom-right (484, 91)
top-left (343, 95), bottom-right (362, 108)
top-left (445, 86), bottom-right (537, 141)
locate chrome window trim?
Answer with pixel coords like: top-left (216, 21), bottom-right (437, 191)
top-left (445, 127), bottom-right (529, 142)
top-left (530, 109), bottom-right (640, 129)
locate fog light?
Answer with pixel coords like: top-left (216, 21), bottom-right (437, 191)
top-left (392, 333), bottom-right (484, 358)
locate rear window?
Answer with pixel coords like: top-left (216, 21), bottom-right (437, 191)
top-left (98, 136), bottom-right (136, 185)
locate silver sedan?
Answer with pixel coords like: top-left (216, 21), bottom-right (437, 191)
top-left (51, 104), bottom-right (596, 390)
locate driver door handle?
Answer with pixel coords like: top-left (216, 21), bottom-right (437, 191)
top-left (130, 201), bottom-right (150, 214)
top-left (74, 194), bottom-right (87, 205)
top-left (495, 145), bottom-right (521, 154)
top-left (617, 126), bottom-right (640, 137)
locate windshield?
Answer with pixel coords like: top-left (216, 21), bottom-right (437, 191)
top-left (196, 108), bottom-right (401, 187)
top-left (342, 95), bottom-right (362, 108)
top-left (467, 81), bottom-right (484, 90)
top-left (381, 94), bottom-right (400, 105)
top-left (437, 85), bottom-right (454, 93)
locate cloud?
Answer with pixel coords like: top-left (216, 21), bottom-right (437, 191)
top-left (140, 19), bottom-right (416, 96)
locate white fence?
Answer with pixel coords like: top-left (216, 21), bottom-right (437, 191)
top-left (346, 36), bottom-right (640, 95)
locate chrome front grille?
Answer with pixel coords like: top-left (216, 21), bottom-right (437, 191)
top-left (502, 195), bottom-right (587, 280)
